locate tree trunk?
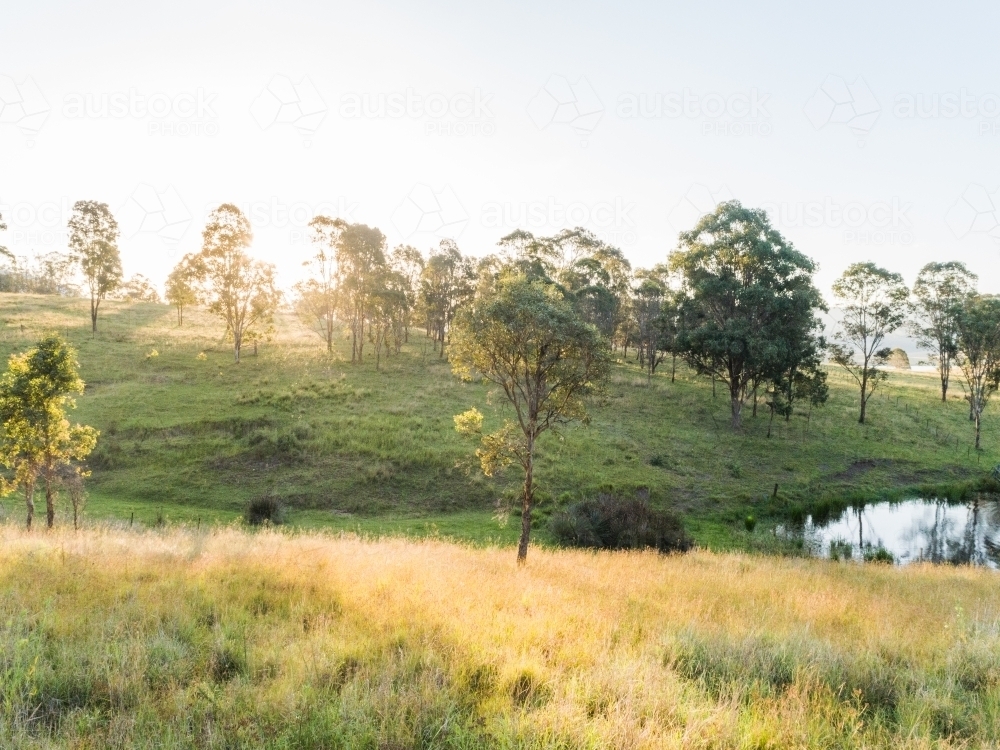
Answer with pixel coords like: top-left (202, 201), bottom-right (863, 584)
top-left (517, 434), bottom-right (536, 564)
top-left (25, 482), bottom-right (35, 530)
top-left (91, 297), bottom-right (98, 335)
top-left (941, 364), bottom-right (948, 402)
top-left (767, 406), bottom-right (775, 438)
top-left (671, 353), bottom-right (676, 383)
top-left (233, 331), bottom-right (242, 363)
top-left (858, 369), bottom-right (868, 424)
top-left (975, 402), bottom-right (982, 451)
top-left (730, 386), bottom-right (742, 430)
top-left (45, 480), bottom-right (55, 529)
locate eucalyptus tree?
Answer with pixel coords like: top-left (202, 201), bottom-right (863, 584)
top-left (631, 265), bottom-right (677, 380)
top-left (0, 209), bottom-right (11, 260)
top-left (829, 262), bottom-right (910, 424)
top-left (336, 222), bottom-right (388, 363)
top-left (115, 274), bottom-right (161, 303)
top-left (195, 204), bottom-right (281, 363)
top-left (451, 273), bottom-right (610, 563)
top-left (671, 201), bottom-right (824, 429)
top-left (294, 215), bottom-right (345, 352)
top-left (391, 244), bottom-right (425, 342)
top-left (911, 261), bottom-right (978, 401)
top-left (67, 200), bottom-right (122, 334)
top-left (165, 254), bottom-right (199, 326)
top-left (954, 295), bottom-right (1000, 450)
top-left (419, 239), bottom-right (475, 357)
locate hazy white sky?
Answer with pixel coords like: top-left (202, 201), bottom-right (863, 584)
top-left (1, 0), bottom-right (998, 296)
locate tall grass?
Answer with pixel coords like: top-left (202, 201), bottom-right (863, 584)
top-left (1, 524), bottom-right (998, 747)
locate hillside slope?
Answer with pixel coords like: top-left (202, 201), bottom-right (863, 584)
top-left (0, 293), bottom-right (995, 545)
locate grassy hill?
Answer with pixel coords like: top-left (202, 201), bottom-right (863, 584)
top-left (2, 525), bottom-right (998, 747)
top-left (0, 293), bottom-right (997, 547)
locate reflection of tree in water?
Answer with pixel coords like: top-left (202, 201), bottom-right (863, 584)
top-left (902, 497), bottom-right (1000, 567)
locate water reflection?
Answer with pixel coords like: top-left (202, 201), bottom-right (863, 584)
top-left (805, 497), bottom-right (1000, 567)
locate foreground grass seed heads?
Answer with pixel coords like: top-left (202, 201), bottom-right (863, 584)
top-left (1, 525), bottom-right (999, 747)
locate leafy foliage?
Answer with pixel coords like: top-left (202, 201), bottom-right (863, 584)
top-left (451, 273), bottom-right (611, 561)
top-left (549, 493), bottom-right (693, 553)
top-left (830, 262), bottom-right (910, 424)
top-left (671, 201), bottom-right (825, 429)
top-left (192, 204), bottom-right (281, 363)
top-left (67, 200), bottom-right (122, 333)
top-left (0, 335), bottom-right (97, 528)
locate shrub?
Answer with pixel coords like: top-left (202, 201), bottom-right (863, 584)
top-left (864, 545), bottom-right (895, 564)
top-left (244, 495), bottom-right (285, 526)
top-left (744, 515), bottom-right (757, 532)
top-left (549, 493), bottom-right (692, 553)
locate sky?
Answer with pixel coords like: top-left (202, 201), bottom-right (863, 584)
top-left (1, 0), bottom-right (999, 302)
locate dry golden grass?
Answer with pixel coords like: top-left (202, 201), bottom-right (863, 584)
top-left (1, 525), bottom-right (999, 748)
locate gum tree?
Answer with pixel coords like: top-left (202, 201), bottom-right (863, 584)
top-left (0, 335), bottom-right (97, 528)
top-left (336, 222), bottom-right (388, 363)
top-left (165, 254), bottom-right (200, 326)
top-left (671, 201), bottom-right (824, 429)
top-left (911, 261), bottom-right (977, 401)
top-left (450, 273), bottom-right (610, 563)
top-left (67, 200), bottom-right (123, 334)
top-left (294, 216), bottom-right (345, 352)
top-left (194, 204), bottom-right (281, 363)
top-left (829, 262), bottom-right (910, 424)
top-left (954, 295), bottom-right (1000, 450)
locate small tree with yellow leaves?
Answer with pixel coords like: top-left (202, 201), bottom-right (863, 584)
top-left (0, 335), bottom-right (98, 528)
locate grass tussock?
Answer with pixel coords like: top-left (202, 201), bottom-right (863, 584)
top-left (0, 525), bottom-right (998, 747)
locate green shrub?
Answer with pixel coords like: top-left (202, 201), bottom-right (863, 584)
top-left (864, 545), bottom-right (895, 564)
top-left (244, 495), bottom-right (285, 526)
top-left (549, 493), bottom-right (692, 553)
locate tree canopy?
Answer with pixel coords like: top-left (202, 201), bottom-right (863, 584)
top-left (450, 272), bottom-right (610, 562)
top-left (670, 201), bottom-right (824, 429)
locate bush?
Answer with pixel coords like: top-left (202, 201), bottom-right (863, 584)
top-left (549, 493), bottom-right (692, 553)
top-left (864, 545), bottom-right (895, 564)
top-left (244, 495), bottom-right (285, 526)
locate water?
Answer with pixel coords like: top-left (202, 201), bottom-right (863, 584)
top-left (804, 497), bottom-right (1000, 567)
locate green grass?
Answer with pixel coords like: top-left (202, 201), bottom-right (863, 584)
top-left (1, 292), bottom-right (996, 548)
